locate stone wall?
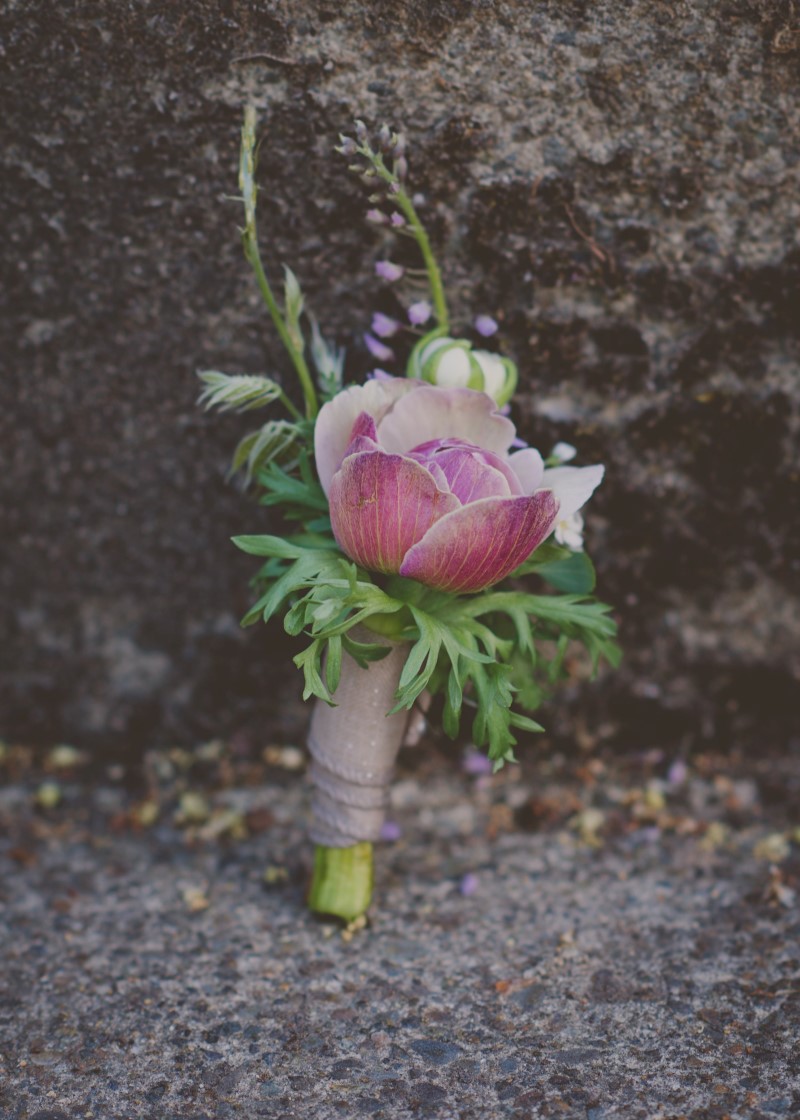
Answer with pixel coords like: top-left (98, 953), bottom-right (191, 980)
top-left (2, 0), bottom-right (798, 756)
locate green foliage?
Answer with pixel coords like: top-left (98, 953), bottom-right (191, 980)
top-left (309, 317), bottom-right (345, 401)
top-left (256, 452), bottom-right (330, 521)
top-left (231, 420), bottom-right (303, 485)
top-left (232, 532), bottom-right (620, 769)
top-left (283, 266), bottom-right (305, 354)
top-left (197, 371), bottom-right (284, 413)
top-left (515, 542), bottom-right (597, 593)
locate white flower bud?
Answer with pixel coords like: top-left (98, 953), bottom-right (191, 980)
top-left (433, 347), bottom-right (473, 388)
top-left (473, 350), bottom-right (518, 407)
top-left (408, 335), bottom-right (482, 391)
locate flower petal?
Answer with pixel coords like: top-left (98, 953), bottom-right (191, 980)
top-left (409, 440), bottom-right (521, 502)
top-left (376, 384), bottom-right (515, 458)
top-left (343, 411), bottom-right (381, 455)
top-left (509, 447), bottom-right (545, 493)
top-left (314, 377), bottom-right (419, 495)
top-left (329, 451), bottom-right (460, 574)
top-left (541, 465), bottom-right (605, 521)
top-left (399, 491), bottom-right (559, 593)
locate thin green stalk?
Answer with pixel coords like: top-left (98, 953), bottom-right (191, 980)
top-left (240, 107), bottom-right (319, 420)
top-left (277, 386), bottom-right (303, 421)
top-left (243, 240), bottom-right (318, 419)
top-left (391, 187), bottom-right (449, 331)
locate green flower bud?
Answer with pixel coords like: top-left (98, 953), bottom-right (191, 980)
top-left (407, 331), bottom-right (482, 390)
top-left (407, 330), bottom-right (517, 406)
top-left (472, 350), bottom-right (518, 407)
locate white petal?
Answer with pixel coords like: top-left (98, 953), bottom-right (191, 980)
top-left (509, 447), bottom-right (545, 493)
top-left (542, 464), bottom-right (605, 520)
top-left (377, 384), bottom-right (516, 456)
top-left (554, 512), bottom-right (585, 550)
top-left (473, 350), bottom-right (507, 400)
top-left (434, 347), bottom-right (473, 388)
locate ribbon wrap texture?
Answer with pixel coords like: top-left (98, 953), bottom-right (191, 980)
top-left (307, 627), bottom-right (411, 846)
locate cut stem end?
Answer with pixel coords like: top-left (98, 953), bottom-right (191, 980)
top-left (308, 842), bottom-right (374, 922)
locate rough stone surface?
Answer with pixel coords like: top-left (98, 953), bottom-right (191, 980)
top-left (2, 1), bottom-right (800, 751)
top-left (1, 739), bottom-right (798, 1119)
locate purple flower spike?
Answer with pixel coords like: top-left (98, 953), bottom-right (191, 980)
top-left (314, 377), bottom-right (605, 594)
top-left (390, 212), bottom-right (406, 227)
top-left (475, 315), bottom-right (499, 337)
top-left (408, 300), bottom-right (432, 326)
top-left (375, 260), bottom-right (404, 282)
top-left (364, 333), bottom-right (396, 362)
top-left (371, 312), bottom-right (400, 339)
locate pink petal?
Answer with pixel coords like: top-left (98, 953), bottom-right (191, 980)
top-left (409, 440), bottom-right (521, 502)
top-left (509, 447), bottom-right (545, 494)
top-left (376, 385), bottom-right (516, 458)
top-left (399, 491), bottom-right (559, 592)
top-left (329, 450), bottom-right (460, 574)
top-left (314, 377), bottom-right (419, 495)
top-left (541, 465), bottom-right (605, 520)
top-left (343, 411), bottom-right (381, 455)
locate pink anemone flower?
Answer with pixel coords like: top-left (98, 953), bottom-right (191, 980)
top-left (314, 378), bottom-right (603, 594)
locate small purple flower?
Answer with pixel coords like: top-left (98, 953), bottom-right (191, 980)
top-left (667, 759), bottom-right (688, 787)
top-left (375, 260), bottom-right (404, 282)
top-left (390, 212), bottom-right (406, 227)
top-left (366, 208), bottom-right (388, 225)
top-left (364, 333), bottom-right (395, 362)
top-left (380, 820), bottom-right (402, 842)
top-left (459, 873), bottom-right (479, 897)
top-left (475, 315), bottom-right (499, 338)
top-left (462, 747), bottom-right (493, 776)
top-left (408, 300), bottom-right (432, 326)
top-left (371, 312), bottom-right (401, 339)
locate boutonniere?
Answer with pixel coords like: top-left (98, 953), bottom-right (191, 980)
top-left (200, 110), bottom-right (619, 924)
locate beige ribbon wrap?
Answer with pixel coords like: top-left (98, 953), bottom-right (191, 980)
top-left (307, 627), bottom-right (411, 847)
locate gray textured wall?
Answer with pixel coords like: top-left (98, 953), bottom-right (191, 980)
top-left (2, 1), bottom-right (798, 757)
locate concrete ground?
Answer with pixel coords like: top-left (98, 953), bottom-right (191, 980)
top-left (1, 737), bottom-right (798, 1119)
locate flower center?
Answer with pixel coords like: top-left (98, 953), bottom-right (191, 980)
top-left (408, 438), bottom-right (523, 504)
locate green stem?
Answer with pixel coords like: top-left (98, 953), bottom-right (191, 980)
top-left (240, 107), bottom-right (319, 421)
top-left (278, 386), bottom-right (303, 421)
top-left (309, 842), bottom-right (374, 921)
top-left (242, 236), bottom-right (319, 421)
top-left (392, 187), bottom-right (449, 332)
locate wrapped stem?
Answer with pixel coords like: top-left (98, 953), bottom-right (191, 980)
top-left (307, 628), bottom-right (410, 918)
